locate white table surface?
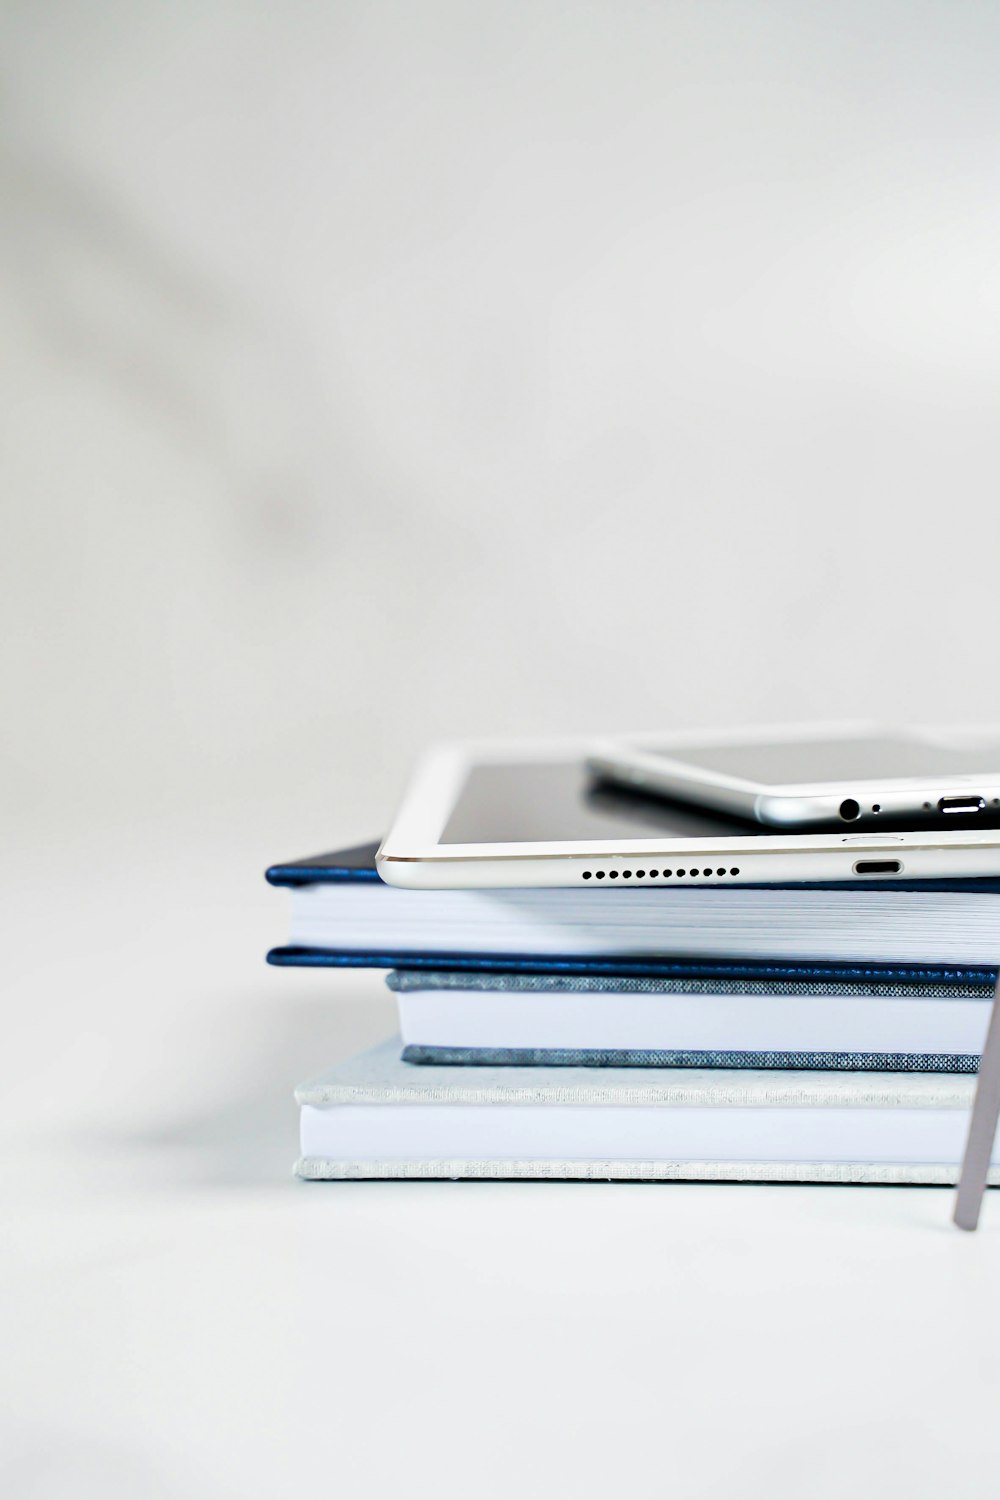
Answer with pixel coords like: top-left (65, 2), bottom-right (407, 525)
top-left (6, 814), bottom-right (1000, 1500)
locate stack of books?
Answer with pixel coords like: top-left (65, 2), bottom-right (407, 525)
top-left (268, 841), bottom-right (1000, 1184)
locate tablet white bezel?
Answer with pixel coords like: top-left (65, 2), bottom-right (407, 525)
top-left (375, 738), bottom-right (1000, 889)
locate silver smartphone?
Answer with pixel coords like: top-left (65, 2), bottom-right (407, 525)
top-left (587, 723), bottom-right (1000, 830)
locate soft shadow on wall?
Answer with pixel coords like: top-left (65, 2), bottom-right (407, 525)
top-left (4, 0), bottom-right (1000, 842)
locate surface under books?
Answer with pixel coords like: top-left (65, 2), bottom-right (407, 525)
top-left (296, 1040), bottom-right (998, 1184)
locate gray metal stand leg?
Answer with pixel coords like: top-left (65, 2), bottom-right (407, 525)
top-left (954, 972), bottom-right (1000, 1231)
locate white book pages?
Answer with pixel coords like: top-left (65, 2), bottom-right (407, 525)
top-left (289, 882), bottom-right (1000, 965)
top-left (396, 987), bottom-right (989, 1054)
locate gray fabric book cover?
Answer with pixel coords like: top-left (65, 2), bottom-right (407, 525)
top-left (386, 970), bottom-right (993, 1073)
top-left (295, 1040), bottom-right (1000, 1185)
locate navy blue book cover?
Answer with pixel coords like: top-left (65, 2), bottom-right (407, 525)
top-left (266, 842), bottom-right (383, 886)
top-left (266, 842), bottom-right (1000, 987)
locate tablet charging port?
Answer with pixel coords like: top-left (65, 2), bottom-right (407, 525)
top-left (853, 859), bottom-right (902, 875)
top-left (938, 796), bottom-right (986, 814)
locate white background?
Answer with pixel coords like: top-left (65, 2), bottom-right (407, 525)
top-left (5, 3), bottom-right (1000, 1495)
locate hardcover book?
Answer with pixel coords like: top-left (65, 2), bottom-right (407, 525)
top-left (386, 970), bottom-right (994, 1072)
top-left (268, 842), bottom-right (1000, 979)
top-left (296, 1040), bottom-right (1000, 1184)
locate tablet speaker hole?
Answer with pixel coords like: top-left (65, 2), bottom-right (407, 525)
top-left (581, 866), bottom-right (740, 880)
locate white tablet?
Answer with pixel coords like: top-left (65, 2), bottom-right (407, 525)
top-left (375, 739), bottom-right (1000, 889)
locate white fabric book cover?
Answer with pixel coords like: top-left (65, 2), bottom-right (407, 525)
top-left (295, 1040), bottom-right (1000, 1185)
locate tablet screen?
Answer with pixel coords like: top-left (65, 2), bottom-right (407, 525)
top-left (439, 760), bottom-right (764, 845)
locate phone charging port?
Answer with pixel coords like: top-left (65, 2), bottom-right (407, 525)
top-left (938, 796), bottom-right (986, 815)
top-left (853, 859), bottom-right (902, 875)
